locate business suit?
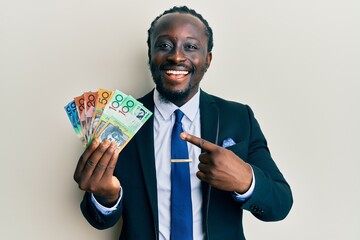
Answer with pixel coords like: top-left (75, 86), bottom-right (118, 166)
top-left (80, 89), bottom-right (293, 240)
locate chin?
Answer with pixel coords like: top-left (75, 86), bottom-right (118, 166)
top-left (156, 84), bottom-right (191, 104)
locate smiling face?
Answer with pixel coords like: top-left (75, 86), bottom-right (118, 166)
top-left (149, 13), bottom-right (212, 106)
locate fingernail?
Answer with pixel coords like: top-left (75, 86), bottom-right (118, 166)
top-left (111, 141), bottom-right (117, 148)
top-left (180, 132), bottom-right (187, 140)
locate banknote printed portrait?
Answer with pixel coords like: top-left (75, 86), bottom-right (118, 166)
top-left (99, 123), bottom-right (128, 147)
top-left (135, 108), bottom-right (146, 120)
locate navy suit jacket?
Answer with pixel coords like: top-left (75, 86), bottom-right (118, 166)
top-left (80, 90), bottom-right (293, 240)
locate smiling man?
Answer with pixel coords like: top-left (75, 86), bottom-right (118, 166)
top-left (148, 11), bottom-right (212, 106)
top-left (74, 6), bottom-right (293, 240)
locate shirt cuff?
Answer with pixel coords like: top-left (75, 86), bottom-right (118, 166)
top-left (232, 165), bottom-right (255, 202)
top-left (90, 188), bottom-right (123, 215)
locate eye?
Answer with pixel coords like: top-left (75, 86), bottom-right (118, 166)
top-left (156, 42), bottom-right (172, 49)
top-left (185, 44), bottom-right (198, 50)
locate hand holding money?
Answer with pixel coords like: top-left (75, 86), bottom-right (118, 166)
top-left (66, 88), bottom-right (152, 205)
top-left (73, 138), bottom-right (121, 206)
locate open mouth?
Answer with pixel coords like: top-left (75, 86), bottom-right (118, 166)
top-left (165, 70), bottom-right (189, 75)
top-left (164, 70), bottom-right (190, 80)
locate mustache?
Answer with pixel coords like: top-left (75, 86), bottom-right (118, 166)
top-left (160, 63), bottom-right (194, 72)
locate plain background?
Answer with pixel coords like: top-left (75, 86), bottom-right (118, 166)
top-left (1, 0), bottom-right (359, 239)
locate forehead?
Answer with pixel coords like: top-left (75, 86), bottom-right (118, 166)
top-left (151, 13), bottom-right (207, 42)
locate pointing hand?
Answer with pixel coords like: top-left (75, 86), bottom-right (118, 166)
top-left (181, 132), bottom-right (252, 193)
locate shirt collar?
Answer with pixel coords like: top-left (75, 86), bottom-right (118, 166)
top-left (153, 88), bottom-right (200, 122)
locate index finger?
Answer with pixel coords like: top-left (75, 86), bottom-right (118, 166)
top-left (180, 132), bottom-right (218, 152)
top-left (74, 138), bottom-right (102, 181)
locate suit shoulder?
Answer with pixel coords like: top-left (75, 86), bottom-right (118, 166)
top-left (136, 90), bottom-right (155, 111)
top-left (204, 92), bottom-right (249, 112)
top-left (137, 90), bottom-right (154, 103)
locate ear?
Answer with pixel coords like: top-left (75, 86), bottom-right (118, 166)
top-left (206, 52), bottom-right (212, 69)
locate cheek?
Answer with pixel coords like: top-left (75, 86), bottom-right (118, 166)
top-left (150, 55), bottom-right (162, 75)
top-left (189, 53), bottom-right (208, 71)
top-left (193, 60), bottom-right (207, 75)
top-left (153, 55), bottom-right (161, 65)
top-left (151, 51), bottom-right (165, 66)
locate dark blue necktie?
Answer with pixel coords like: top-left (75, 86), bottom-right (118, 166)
top-left (170, 109), bottom-right (193, 240)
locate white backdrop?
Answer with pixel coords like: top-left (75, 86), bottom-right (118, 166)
top-left (1, 0), bottom-right (359, 239)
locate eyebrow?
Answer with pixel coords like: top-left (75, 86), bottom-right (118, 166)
top-left (185, 36), bottom-right (201, 42)
top-left (155, 35), bottom-right (201, 42)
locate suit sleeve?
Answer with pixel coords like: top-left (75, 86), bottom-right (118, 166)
top-left (80, 191), bottom-right (123, 229)
top-left (241, 105), bottom-right (293, 221)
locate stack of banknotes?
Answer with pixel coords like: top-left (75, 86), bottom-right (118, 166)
top-left (64, 89), bottom-right (152, 150)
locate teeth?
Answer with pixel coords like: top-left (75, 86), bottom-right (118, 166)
top-left (166, 70), bottom-right (189, 75)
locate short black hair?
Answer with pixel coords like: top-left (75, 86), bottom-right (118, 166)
top-left (147, 6), bottom-right (214, 62)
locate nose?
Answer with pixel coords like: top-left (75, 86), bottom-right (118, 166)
top-left (167, 46), bottom-right (186, 63)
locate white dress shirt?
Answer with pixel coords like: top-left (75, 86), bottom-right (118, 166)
top-left (153, 89), bottom-right (203, 240)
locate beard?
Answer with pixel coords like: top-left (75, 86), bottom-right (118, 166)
top-left (156, 79), bottom-right (193, 104)
top-left (150, 62), bottom-right (197, 105)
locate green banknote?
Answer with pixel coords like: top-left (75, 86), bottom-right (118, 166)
top-left (98, 95), bottom-right (152, 150)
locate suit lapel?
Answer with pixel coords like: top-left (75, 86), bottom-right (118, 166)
top-left (135, 90), bottom-right (159, 231)
top-left (199, 90), bottom-right (219, 232)
top-left (199, 90), bottom-right (219, 146)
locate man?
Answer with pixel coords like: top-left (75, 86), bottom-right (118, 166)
top-left (74, 6), bottom-right (293, 240)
